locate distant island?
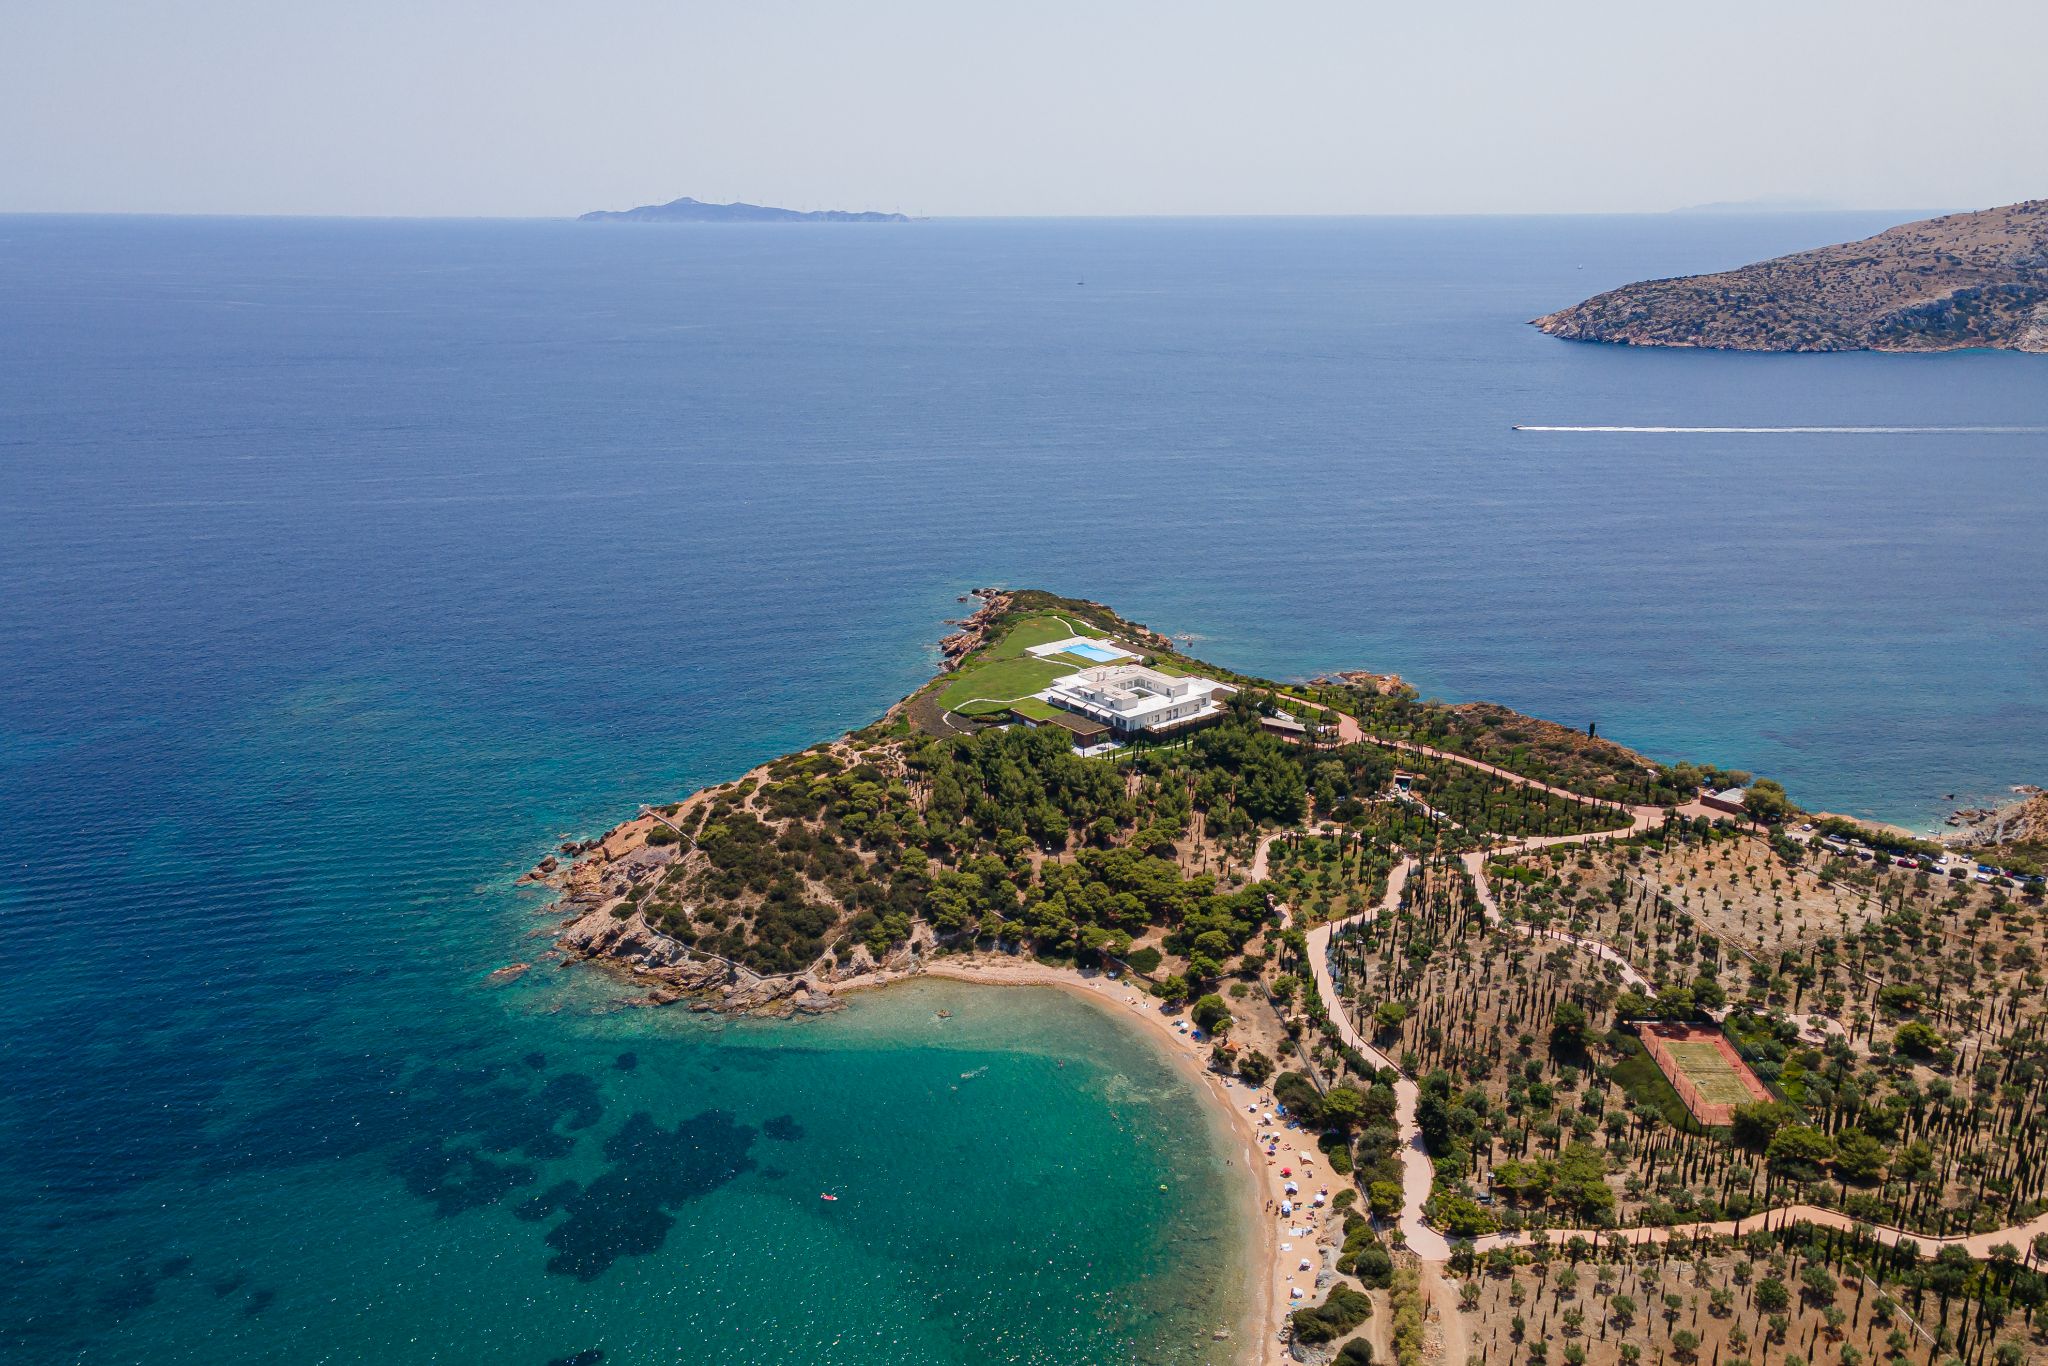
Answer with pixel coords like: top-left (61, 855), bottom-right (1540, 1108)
top-left (577, 195), bottom-right (908, 224)
top-left (1535, 198), bottom-right (2048, 352)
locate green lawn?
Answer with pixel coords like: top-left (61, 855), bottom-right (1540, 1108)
top-left (937, 655), bottom-right (1074, 712)
top-left (985, 613), bottom-right (1091, 660)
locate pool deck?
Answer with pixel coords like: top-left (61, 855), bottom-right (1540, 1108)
top-left (1024, 635), bottom-right (1136, 663)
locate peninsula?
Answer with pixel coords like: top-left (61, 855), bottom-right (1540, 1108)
top-left (526, 589), bottom-right (2048, 1366)
top-left (577, 195), bottom-right (908, 224)
top-left (1535, 199), bottom-right (2048, 352)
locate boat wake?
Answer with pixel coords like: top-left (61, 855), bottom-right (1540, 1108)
top-left (1513, 424), bottom-right (2048, 434)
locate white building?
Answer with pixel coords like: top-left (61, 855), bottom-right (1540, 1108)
top-left (1043, 664), bottom-right (1231, 736)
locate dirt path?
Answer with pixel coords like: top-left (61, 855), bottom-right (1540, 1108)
top-left (1470, 1200), bottom-right (2048, 1257)
top-left (1421, 1259), bottom-right (1471, 1366)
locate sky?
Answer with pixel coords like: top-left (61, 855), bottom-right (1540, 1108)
top-left (2, 0), bottom-right (2043, 218)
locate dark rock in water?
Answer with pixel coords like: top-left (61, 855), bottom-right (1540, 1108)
top-left (242, 1287), bottom-right (275, 1317)
top-left (762, 1113), bottom-right (804, 1142)
top-left (531, 1110), bottom-right (758, 1281)
top-left (516, 1180), bottom-right (581, 1223)
top-left (93, 1264), bottom-right (161, 1320)
top-left (613, 1051), bottom-right (638, 1072)
top-left (391, 1138), bottom-right (538, 1217)
top-left (159, 1254), bottom-right (194, 1277)
top-left (546, 1351), bottom-right (605, 1366)
top-left (211, 1270), bottom-right (250, 1298)
top-left (524, 1052), bottom-right (547, 1070)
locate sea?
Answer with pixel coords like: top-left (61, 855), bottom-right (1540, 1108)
top-left (1, 212), bottom-right (2044, 1365)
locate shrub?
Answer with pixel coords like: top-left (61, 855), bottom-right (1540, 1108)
top-left (1291, 1284), bottom-right (1373, 1344)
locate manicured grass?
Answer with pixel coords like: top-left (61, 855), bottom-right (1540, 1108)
top-left (1665, 1041), bottom-right (1758, 1105)
top-left (1005, 697), bottom-right (1063, 721)
top-left (937, 655), bottom-right (1073, 711)
top-left (985, 612), bottom-right (1099, 661)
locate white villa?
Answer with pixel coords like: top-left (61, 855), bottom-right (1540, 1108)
top-left (1043, 664), bottom-right (1231, 737)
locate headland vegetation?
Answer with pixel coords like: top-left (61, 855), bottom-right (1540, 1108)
top-left (523, 589), bottom-right (2048, 1366)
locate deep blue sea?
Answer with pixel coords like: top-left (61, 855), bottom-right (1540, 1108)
top-left (1, 213), bottom-right (2044, 1364)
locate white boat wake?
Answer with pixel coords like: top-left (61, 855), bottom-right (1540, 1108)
top-left (1513, 424), bottom-right (2048, 434)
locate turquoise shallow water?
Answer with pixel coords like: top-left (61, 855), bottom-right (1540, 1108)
top-left (9, 963), bottom-right (1248, 1365)
top-left (1, 212), bottom-right (2044, 1363)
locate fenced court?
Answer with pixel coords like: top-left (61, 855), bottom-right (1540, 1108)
top-left (1635, 1022), bottom-right (1773, 1126)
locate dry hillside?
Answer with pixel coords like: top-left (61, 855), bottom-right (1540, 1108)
top-left (1535, 199), bottom-right (2048, 352)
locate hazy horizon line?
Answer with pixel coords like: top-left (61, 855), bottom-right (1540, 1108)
top-left (0, 205), bottom-right (1944, 224)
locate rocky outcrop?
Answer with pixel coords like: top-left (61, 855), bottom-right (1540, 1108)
top-left (555, 904), bottom-right (841, 1017)
top-left (938, 588), bottom-right (1012, 669)
top-left (1535, 199), bottom-right (2048, 353)
top-left (1944, 790), bottom-right (2048, 862)
top-left (1311, 667), bottom-right (1407, 696)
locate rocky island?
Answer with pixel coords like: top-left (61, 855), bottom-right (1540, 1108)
top-left (578, 195), bottom-right (908, 223)
top-left (521, 588), bottom-right (2048, 1366)
top-left (1535, 198), bottom-right (2048, 352)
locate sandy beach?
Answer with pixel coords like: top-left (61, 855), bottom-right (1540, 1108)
top-left (836, 955), bottom-right (1334, 1366)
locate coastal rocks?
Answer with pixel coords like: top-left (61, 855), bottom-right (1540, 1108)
top-left (555, 906), bottom-right (841, 1017)
top-left (559, 907), bottom-right (712, 978)
top-left (819, 922), bottom-right (938, 983)
top-left (938, 589), bottom-right (1012, 669)
top-left (595, 843), bottom-right (678, 901)
top-left (1312, 668), bottom-right (1405, 696)
top-left (723, 975), bottom-right (838, 1018)
top-left (517, 855), bottom-right (560, 884)
top-left (599, 817), bottom-right (661, 862)
top-left (486, 963), bottom-right (531, 984)
top-left (1944, 790), bottom-right (2048, 850)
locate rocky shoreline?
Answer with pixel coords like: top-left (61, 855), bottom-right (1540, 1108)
top-left (936, 588), bottom-right (1011, 669)
top-left (517, 781), bottom-right (952, 1017)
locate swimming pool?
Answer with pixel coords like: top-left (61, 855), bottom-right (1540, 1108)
top-left (1066, 640), bottom-right (1127, 662)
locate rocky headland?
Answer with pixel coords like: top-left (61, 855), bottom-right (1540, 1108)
top-left (517, 590), bottom-right (1694, 1017)
top-left (1534, 198), bottom-right (2048, 352)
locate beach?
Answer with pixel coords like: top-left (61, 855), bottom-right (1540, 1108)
top-left (838, 955), bottom-right (1329, 1366)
